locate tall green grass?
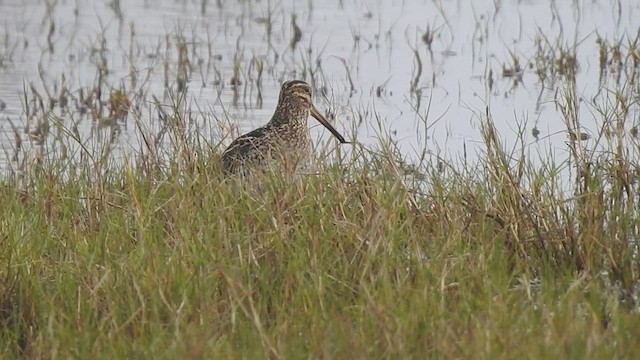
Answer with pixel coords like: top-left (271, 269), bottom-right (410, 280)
top-left (2, 85), bottom-right (640, 359)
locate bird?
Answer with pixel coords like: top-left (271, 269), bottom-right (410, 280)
top-left (221, 80), bottom-right (347, 177)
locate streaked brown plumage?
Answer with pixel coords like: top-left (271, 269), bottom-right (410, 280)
top-left (221, 80), bottom-right (346, 176)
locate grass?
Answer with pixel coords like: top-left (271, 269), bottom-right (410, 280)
top-left (1, 0), bottom-right (640, 358)
top-left (2, 92), bottom-right (640, 358)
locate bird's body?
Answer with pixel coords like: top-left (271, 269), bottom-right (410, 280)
top-left (221, 80), bottom-right (346, 177)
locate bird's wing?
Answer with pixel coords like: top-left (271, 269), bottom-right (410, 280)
top-left (221, 126), bottom-right (271, 171)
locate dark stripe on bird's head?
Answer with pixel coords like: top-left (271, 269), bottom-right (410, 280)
top-left (283, 80), bottom-right (309, 88)
top-left (278, 80), bottom-right (313, 106)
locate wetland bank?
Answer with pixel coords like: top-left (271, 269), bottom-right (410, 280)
top-left (1, 0), bottom-right (640, 358)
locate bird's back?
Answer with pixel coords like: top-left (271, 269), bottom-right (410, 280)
top-left (221, 122), bottom-right (311, 176)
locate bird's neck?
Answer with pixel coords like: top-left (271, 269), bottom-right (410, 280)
top-left (270, 102), bottom-right (308, 126)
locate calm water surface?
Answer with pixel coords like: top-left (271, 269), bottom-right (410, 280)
top-left (0, 0), bottom-right (638, 172)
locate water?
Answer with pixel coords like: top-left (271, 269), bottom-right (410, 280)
top-left (0, 0), bottom-right (638, 172)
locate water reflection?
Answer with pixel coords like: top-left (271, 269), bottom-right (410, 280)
top-left (0, 0), bottom-right (638, 172)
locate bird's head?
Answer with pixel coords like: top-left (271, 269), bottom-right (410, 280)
top-left (275, 80), bottom-right (347, 143)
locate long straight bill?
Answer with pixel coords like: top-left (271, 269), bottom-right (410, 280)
top-left (310, 105), bottom-right (347, 143)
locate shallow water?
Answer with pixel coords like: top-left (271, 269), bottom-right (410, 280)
top-left (0, 0), bottom-right (638, 173)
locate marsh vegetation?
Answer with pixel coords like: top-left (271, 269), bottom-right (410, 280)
top-left (1, 0), bottom-right (640, 358)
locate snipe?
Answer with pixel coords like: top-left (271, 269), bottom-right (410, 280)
top-left (221, 80), bottom-right (347, 176)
